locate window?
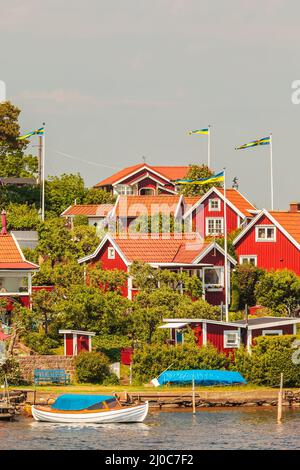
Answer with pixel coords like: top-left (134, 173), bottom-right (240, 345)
top-left (108, 247), bottom-right (115, 259)
top-left (224, 330), bottom-right (240, 348)
top-left (139, 187), bottom-right (155, 195)
top-left (262, 330), bottom-right (283, 336)
top-left (206, 218), bottom-right (223, 236)
top-left (204, 267), bottom-right (224, 288)
top-left (113, 185), bottom-right (133, 195)
top-left (240, 255), bottom-right (257, 266)
top-left (209, 198), bottom-right (220, 211)
top-left (255, 225), bottom-right (276, 242)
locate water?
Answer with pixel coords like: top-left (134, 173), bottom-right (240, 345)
top-left (0, 408), bottom-right (299, 450)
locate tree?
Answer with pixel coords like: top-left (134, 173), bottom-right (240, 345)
top-left (45, 173), bottom-right (86, 216)
top-left (233, 264), bottom-right (265, 309)
top-left (33, 260), bottom-right (84, 287)
top-left (67, 225), bottom-right (100, 259)
top-left (83, 188), bottom-right (115, 205)
top-left (178, 164), bottom-right (222, 196)
top-left (89, 265), bottom-right (128, 294)
top-left (36, 218), bottom-right (72, 266)
top-left (255, 270), bottom-right (300, 316)
top-left (6, 203), bottom-right (40, 230)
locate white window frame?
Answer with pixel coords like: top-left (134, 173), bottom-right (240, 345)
top-left (209, 198), bottom-right (221, 212)
top-left (203, 266), bottom-right (224, 290)
top-left (262, 329), bottom-right (283, 336)
top-left (113, 184), bottom-right (134, 195)
top-left (224, 330), bottom-right (240, 349)
top-left (239, 255), bottom-right (257, 266)
top-left (107, 247), bottom-right (116, 259)
top-left (206, 217), bottom-right (224, 236)
top-left (255, 225), bottom-right (276, 242)
top-left (139, 187), bottom-right (155, 195)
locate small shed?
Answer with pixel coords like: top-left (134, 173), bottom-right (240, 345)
top-left (59, 330), bottom-right (95, 356)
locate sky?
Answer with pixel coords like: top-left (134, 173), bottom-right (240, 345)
top-left (1, 0), bottom-right (300, 210)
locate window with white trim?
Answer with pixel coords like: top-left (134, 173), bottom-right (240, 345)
top-left (204, 267), bottom-right (224, 288)
top-left (262, 330), bottom-right (283, 336)
top-left (255, 225), bottom-right (276, 242)
top-left (224, 330), bottom-right (240, 348)
top-left (240, 255), bottom-right (257, 266)
top-left (108, 247), bottom-right (115, 259)
top-left (206, 217), bottom-right (223, 236)
top-left (113, 184), bottom-right (133, 195)
top-left (209, 198), bottom-right (221, 211)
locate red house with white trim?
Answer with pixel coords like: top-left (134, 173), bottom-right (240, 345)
top-left (160, 317), bottom-right (300, 354)
top-left (183, 187), bottom-right (258, 236)
top-left (233, 208), bottom-right (300, 275)
top-left (94, 163), bottom-right (190, 195)
top-left (78, 233), bottom-right (236, 306)
top-left (0, 211), bottom-right (39, 319)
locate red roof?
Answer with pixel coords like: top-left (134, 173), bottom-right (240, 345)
top-left (94, 164), bottom-right (189, 187)
top-left (225, 189), bottom-right (256, 218)
top-left (0, 234), bottom-right (39, 270)
top-left (269, 211), bottom-right (300, 244)
top-left (0, 331), bottom-right (10, 341)
top-left (61, 204), bottom-right (114, 217)
top-left (112, 233), bottom-right (209, 264)
top-left (113, 195), bottom-right (182, 218)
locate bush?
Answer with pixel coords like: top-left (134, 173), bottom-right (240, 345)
top-left (23, 332), bottom-right (60, 355)
top-left (93, 335), bottom-right (132, 362)
top-left (102, 373), bottom-right (120, 385)
top-left (0, 358), bottom-right (24, 386)
top-left (74, 351), bottom-right (110, 384)
top-left (132, 343), bottom-right (230, 384)
top-left (233, 335), bottom-right (300, 387)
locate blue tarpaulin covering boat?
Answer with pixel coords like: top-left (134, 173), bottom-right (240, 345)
top-left (52, 394), bottom-right (115, 411)
top-left (157, 370), bottom-right (246, 386)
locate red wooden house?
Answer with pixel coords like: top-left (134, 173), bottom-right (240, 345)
top-left (78, 232), bottom-right (236, 306)
top-left (94, 163), bottom-right (190, 195)
top-left (59, 329), bottom-right (95, 356)
top-left (160, 317), bottom-right (300, 354)
top-left (233, 207), bottom-right (300, 275)
top-left (0, 211), bottom-right (39, 319)
top-left (183, 187), bottom-right (258, 237)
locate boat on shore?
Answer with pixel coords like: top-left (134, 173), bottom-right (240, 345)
top-left (32, 394), bottom-right (149, 424)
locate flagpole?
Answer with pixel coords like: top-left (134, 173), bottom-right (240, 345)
top-left (270, 133), bottom-right (274, 210)
top-left (208, 125), bottom-right (211, 168)
top-left (41, 123), bottom-right (45, 221)
top-left (223, 168), bottom-right (229, 322)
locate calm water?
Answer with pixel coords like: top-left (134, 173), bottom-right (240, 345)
top-left (0, 408), bottom-right (299, 450)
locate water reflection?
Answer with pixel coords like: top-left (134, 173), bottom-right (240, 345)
top-left (1, 408), bottom-right (299, 450)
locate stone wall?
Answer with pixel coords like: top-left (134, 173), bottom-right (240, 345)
top-left (16, 355), bottom-right (75, 383)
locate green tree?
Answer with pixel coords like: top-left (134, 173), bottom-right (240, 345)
top-left (83, 188), bottom-right (115, 205)
top-left (178, 164), bottom-right (221, 196)
top-left (255, 270), bottom-right (300, 316)
top-left (36, 218), bottom-right (72, 266)
top-left (6, 203), bottom-right (40, 230)
top-left (233, 264), bottom-right (265, 309)
top-left (89, 265), bottom-right (128, 294)
top-left (45, 173), bottom-right (86, 216)
top-left (33, 260), bottom-right (84, 287)
top-left (67, 225), bottom-right (100, 259)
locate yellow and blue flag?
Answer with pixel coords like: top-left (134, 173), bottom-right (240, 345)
top-left (235, 136), bottom-right (270, 150)
top-left (188, 128), bottom-right (209, 135)
top-left (176, 171), bottom-right (224, 185)
top-left (17, 127), bottom-right (45, 141)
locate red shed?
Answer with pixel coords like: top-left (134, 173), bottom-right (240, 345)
top-left (160, 317), bottom-right (300, 355)
top-left (59, 330), bottom-right (95, 356)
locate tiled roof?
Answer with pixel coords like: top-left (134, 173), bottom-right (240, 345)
top-left (269, 211), bottom-right (300, 244)
top-left (225, 189), bottom-right (256, 218)
top-left (113, 195), bottom-right (182, 218)
top-left (112, 233), bottom-right (209, 264)
top-left (0, 234), bottom-right (38, 270)
top-left (94, 164), bottom-right (189, 187)
top-left (62, 204), bottom-right (114, 217)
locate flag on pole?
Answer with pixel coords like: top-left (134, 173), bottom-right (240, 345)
top-left (188, 128), bottom-right (209, 135)
top-left (17, 127), bottom-right (45, 141)
top-left (176, 171), bottom-right (224, 185)
top-left (235, 136), bottom-right (270, 150)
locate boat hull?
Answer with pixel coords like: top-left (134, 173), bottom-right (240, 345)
top-left (32, 402), bottom-right (149, 424)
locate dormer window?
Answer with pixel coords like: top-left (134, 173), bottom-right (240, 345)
top-left (255, 225), bottom-right (276, 242)
top-left (209, 199), bottom-right (221, 211)
top-left (108, 247), bottom-right (115, 259)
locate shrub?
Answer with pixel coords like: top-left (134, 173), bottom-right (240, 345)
top-left (233, 335), bottom-right (300, 387)
top-left (93, 335), bottom-right (132, 362)
top-left (235, 264), bottom-right (264, 309)
top-left (102, 373), bottom-right (120, 385)
top-left (23, 332), bottom-right (60, 355)
top-left (0, 358), bottom-right (24, 386)
top-left (74, 351), bottom-right (110, 384)
top-left (132, 343), bottom-right (230, 384)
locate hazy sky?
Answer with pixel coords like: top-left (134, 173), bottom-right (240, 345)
top-left (1, 0), bottom-right (300, 209)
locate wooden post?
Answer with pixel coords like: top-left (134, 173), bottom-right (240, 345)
top-left (277, 372), bottom-right (283, 423)
top-left (192, 379), bottom-right (196, 414)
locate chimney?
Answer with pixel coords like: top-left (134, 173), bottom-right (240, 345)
top-left (1, 210), bottom-right (7, 235)
top-left (289, 202), bottom-right (300, 213)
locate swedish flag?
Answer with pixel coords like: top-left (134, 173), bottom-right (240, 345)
top-left (176, 171), bottom-right (224, 185)
top-left (17, 127), bottom-right (45, 141)
top-left (236, 136), bottom-right (270, 150)
top-left (188, 128), bottom-right (209, 135)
